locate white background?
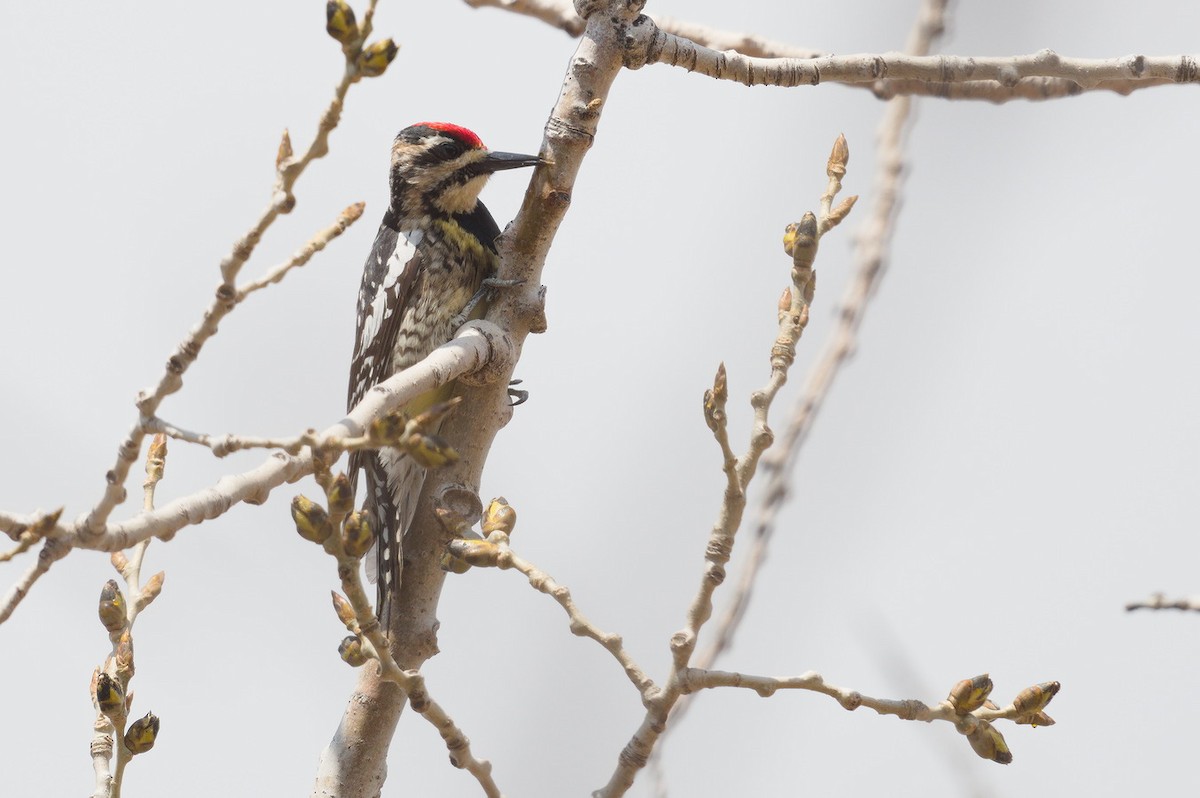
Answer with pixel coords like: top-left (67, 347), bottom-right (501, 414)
top-left (2, 1), bottom-right (1198, 795)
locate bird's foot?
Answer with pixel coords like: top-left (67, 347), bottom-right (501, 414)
top-left (451, 278), bottom-right (527, 330)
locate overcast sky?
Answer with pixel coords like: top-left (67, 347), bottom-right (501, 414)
top-left (2, 1), bottom-right (1199, 796)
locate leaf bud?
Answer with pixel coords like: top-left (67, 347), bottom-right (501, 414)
top-left (1013, 681), bottom-right (1060, 718)
top-left (331, 591), bottom-right (357, 630)
top-left (339, 635), bottom-right (369, 667)
top-left (440, 551), bottom-right (472, 574)
top-left (446, 539), bottom-right (500, 567)
top-left (341, 511), bottom-right (374, 559)
top-left (124, 712), bottom-right (160, 755)
top-left (947, 674), bottom-right (993, 714)
top-left (326, 472), bottom-right (354, 516)
top-left (291, 495), bottom-right (333, 544)
top-left (827, 133), bottom-right (849, 179)
top-left (325, 0), bottom-right (359, 45)
top-left (95, 672), bottom-right (125, 714)
top-left (357, 39), bottom-right (399, 78)
top-left (965, 718), bottom-right (1012, 764)
top-left (135, 571), bottom-right (165, 612)
top-left (369, 411), bottom-right (407, 444)
top-left (403, 433), bottom-right (459, 469)
top-left (98, 580), bottom-right (127, 633)
top-left (481, 497), bottom-right (516, 536)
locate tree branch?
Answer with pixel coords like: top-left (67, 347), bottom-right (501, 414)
top-left (463, 0), bottom-right (1193, 102)
top-left (447, 534), bottom-right (656, 696)
top-left (77, 326), bottom-right (496, 553)
top-left (595, 131), bottom-right (855, 796)
top-left (623, 21), bottom-right (1198, 92)
top-left (79, 2), bottom-right (385, 540)
top-left (235, 202), bottom-right (365, 300)
top-left (0, 536), bottom-right (69, 624)
top-left (306, 478), bottom-right (503, 798)
top-left (679, 668), bottom-right (1057, 726)
top-left (688, 0), bottom-right (947, 702)
top-left (463, 0), bottom-right (584, 36)
top-left (0, 325), bottom-right (497, 624)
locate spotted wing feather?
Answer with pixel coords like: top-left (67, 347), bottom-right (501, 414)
top-left (347, 221), bottom-right (422, 616)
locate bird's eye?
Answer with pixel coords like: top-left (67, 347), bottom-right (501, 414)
top-left (437, 140), bottom-right (463, 158)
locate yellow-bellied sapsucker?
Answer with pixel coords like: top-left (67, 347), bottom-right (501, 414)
top-left (347, 122), bottom-right (540, 619)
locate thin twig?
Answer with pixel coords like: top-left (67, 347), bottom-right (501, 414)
top-left (463, 0), bottom-right (584, 35)
top-left (447, 535), bottom-right (655, 695)
top-left (594, 131), bottom-right (854, 796)
top-left (871, 74), bottom-right (1179, 102)
top-left (236, 202), bottom-right (365, 300)
top-left (144, 418), bottom-right (347, 458)
top-left (690, 0), bottom-right (950, 690)
top-left (80, 2), bottom-right (381, 539)
top-left (73, 325), bottom-right (497, 553)
top-left (0, 536), bottom-right (68, 623)
top-left (91, 435), bottom-right (169, 798)
top-left (0, 325), bottom-right (496, 624)
top-left (0, 531), bottom-right (40, 563)
top-left (622, 21), bottom-right (1197, 92)
top-left (321, 505), bottom-right (503, 797)
top-left (678, 668), bottom-right (1033, 725)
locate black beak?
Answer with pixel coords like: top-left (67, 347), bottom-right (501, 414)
top-left (480, 151), bottom-right (544, 173)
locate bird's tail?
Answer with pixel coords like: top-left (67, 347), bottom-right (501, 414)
top-left (365, 443), bottom-right (430, 625)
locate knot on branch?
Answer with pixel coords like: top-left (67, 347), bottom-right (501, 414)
top-left (573, 0), bottom-right (605, 20)
top-left (434, 484), bottom-right (484, 537)
top-left (456, 320), bottom-right (516, 388)
top-left (621, 15), bottom-right (657, 70)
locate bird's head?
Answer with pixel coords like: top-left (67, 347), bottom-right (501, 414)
top-left (388, 122), bottom-right (541, 218)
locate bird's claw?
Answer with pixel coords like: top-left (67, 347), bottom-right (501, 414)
top-left (451, 278), bottom-right (528, 330)
top-left (508, 379), bottom-right (529, 406)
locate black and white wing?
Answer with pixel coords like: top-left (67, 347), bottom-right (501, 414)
top-left (346, 221), bottom-right (423, 615)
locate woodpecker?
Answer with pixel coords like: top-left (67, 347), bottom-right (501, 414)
top-left (347, 122), bottom-right (540, 620)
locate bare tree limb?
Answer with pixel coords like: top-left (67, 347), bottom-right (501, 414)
top-left (463, 0), bottom-right (585, 36)
top-left (90, 436), bottom-right (169, 798)
top-left (593, 120), bottom-right (856, 795)
top-left (308, 480), bottom-right (503, 798)
top-left (0, 324), bottom-right (499, 624)
top-left (688, 0), bottom-right (949, 697)
top-left (462, 0), bottom-right (826, 58)
top-left (0, 536), bottom-right (69, 624)
top-left (235, 202), bottom-right (365, 300)
top-left (77, 325), bottom-right (497, 553)
top-left (648, 15), bottom-right (825, 60)
top-left (870, 74), bottom-right (1178, 102)
top-left (679, 668), bottom-right (1055, 726)
top-left (80, 1), bottom-right (385, 540)
top-left (623, 21), bottom-right (1198, 92)
top-left (463, 0), bottom-right (1193, 102)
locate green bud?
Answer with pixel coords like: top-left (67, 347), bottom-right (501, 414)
top-left (357, 39), bottom-right (399, 78)
top-left (341, 512), bottom-right (373, 559)
top-left (291, 495), bottom-right (333, 544)
top-left (96, 672), bottom-right (125, 714)
top-left (325, 0), bottom-right (359, 45)
top-left (98, 580), bottom-right (127, 633)
top-left (124, 712), bottom-right (160, 755)
top-left (338, 635), bottom-right (369, 667)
